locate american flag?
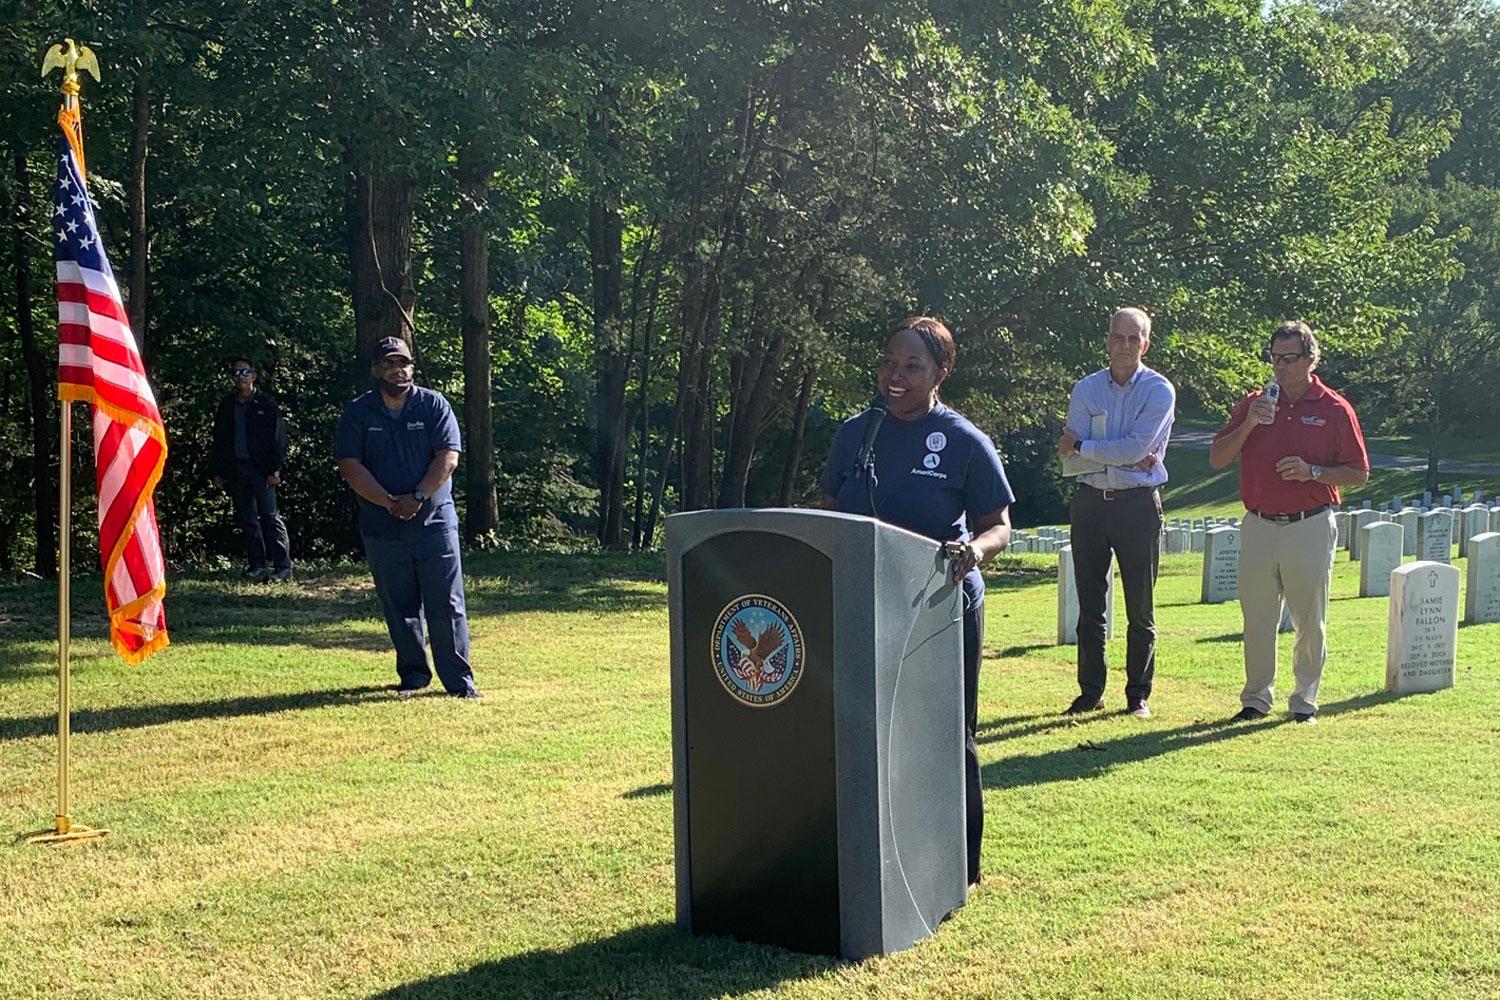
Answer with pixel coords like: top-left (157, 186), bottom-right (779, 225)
top-left (54, 107), bottom-right (169, 664)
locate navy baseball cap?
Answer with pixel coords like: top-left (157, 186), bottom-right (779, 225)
top-left (371, 337), bottom-right (412, 362)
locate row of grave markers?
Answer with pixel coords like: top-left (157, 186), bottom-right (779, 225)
top-left (1053, 533), bottom-right (1498, 696)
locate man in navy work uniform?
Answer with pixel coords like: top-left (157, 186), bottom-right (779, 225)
top-left (335, 337), bottom-right (479, 699)
top-left (1057, 307), bottom-right (1175, 719)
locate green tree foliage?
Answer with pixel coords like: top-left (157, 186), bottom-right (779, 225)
top-left (0, 0), bottom-right (1488, 572)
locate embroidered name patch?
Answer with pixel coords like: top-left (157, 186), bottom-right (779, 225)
top-left (1301, 415), bottom-right (1326, 427)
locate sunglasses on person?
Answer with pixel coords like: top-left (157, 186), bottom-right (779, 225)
top-left (231, 367), bottom-right (253, 377)
top-left (1265, 351), bottom-right (1308, 365)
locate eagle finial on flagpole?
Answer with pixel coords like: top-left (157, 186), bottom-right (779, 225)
top-left (41, 37), bottom-right (102, 100)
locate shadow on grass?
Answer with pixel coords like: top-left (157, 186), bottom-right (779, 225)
top-left (976, 712), bottom-right (1084, 744)
top-left (982, 691), bottom-right (1401, 791)
top-left (623, 782), bottom-right (672, 799)
top-left (992, 642), bottom-right (1055, 658)
top-left (0, 552), bottom-right (669, 675)
top-left (0, 684), bottom-right (391, 742)
top-left (366, 922), bottom-right (835, 1000)
top-left (1196, 631), bottom-right (1244, 643)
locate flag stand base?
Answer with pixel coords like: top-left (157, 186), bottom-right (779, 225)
top-left (17, 816), bottom-right (108, 846)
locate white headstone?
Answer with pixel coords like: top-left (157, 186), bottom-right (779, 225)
top-left (1190, 528), bottom-right (1205, 552)
top-left (1164, 527), bottom-right (1188, 554)
top-left (1386, 562), bottom-right (1460, 694)
top-left (1465, 533), bottom-right (1500, 625)
top-left (1396, 508), bottom-right (1419, 556)
top-left (1349, 509), bottom-right (1382, 561)
top-left (1422, 490), bottom-right (1433, 505)
top-left (1359, 521), bottom-right (1404, 598)
top-left (1201, 526), bottom-right (1240, 604)
top-left (1333, 511), bottom-right (1349, 548)
top-left (1492, 507), bottom-right (1500, 535)
top-left (1057, 544), bottom-right (1114, 644)
top-left (1417, 510), bottom-right (1453, 564)
top-left (1459, 504), bottom-right (1489, 558)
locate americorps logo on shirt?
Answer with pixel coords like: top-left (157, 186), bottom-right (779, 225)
top-left (926, 431), bottom-right (947, 452)
top-left (922, 452), bottom-right (941, 469)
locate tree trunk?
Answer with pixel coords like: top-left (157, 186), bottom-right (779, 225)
top-left (590, 192), bottom-right (628, 548)
top-left (459, 148), bottom-right (498, 542)
top-left (778, 363), bottom-right (816, 507)
top-left (346, 141), bottom-right (415, 360)
top-left (718, 288), bottom-right (787, 509)
top-left (630, 256), bottom-right (662, 550)
top-left (13, 149), bottom-right (56, 577)
top-left (127, 52), bottom-right (150, 361)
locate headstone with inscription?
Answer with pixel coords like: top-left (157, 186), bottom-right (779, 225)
top-left (1057, 544), bottom-right (1114, 644)
top-left (1465, 533), bottom-right (1500, 625)
top-left (1386, 562), bottom-right (1459, 694)
top-left (1359, 521), bottom-right (1404, 598)
top-left (1201, 526), bottom-right (1240, 604)
top-left (1417, 510), bottom-right (1453, 564)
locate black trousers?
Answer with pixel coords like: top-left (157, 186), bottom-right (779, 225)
top-left (963, 595), bottom-right (984, 886)
top-left (229, 460), bottom-right (291, 571)
top-left (1069, 485), bottom-right (1162, 704)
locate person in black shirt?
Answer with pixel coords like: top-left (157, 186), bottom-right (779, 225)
top-left (211, 357), bottom-right (292, 581)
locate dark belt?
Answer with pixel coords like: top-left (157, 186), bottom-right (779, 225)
top-left (1078, 483), bottom-right (1156, 502)
top-left (1249, 505), bottom-right (1329, 524)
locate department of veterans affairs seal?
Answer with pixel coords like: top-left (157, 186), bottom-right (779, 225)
top-left (711, 594), bottom-right (805, 707)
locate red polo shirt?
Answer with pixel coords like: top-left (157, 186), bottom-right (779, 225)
top-left (1214, 375), bottom-right (1369, 515)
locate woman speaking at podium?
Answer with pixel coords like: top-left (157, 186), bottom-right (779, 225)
top-left (819, 316), bottom-right (1014, 888)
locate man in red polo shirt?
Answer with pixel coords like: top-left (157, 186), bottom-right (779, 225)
top-left (1210, 321), bottom-right (1370, 724)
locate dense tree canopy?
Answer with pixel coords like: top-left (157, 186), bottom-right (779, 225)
top-left (0, 0), bottom-right (1494, 572)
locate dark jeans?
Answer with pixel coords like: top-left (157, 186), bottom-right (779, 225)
top-left (1069, 485), bottom-right (1162, 704)
top-left (963, 595), bottom-right (984, 886)
top-left (363, 529), bottom-right (476, 695)
top-left (229, 461), bottom-right (291, 571)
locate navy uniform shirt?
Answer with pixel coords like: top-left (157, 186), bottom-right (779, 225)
top-left (820, 402), bottom-right (1014, 604)
top-left (334, 386), bottom-right (463, 540)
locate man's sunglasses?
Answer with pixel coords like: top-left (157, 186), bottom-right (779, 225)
top-left (1264, 351), bottom-right (1308, 365)
top-left (231, 368), bottom-right (253, 377)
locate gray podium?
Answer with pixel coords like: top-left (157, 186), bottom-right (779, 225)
top-left (666, 508), bottom-right (967, 960)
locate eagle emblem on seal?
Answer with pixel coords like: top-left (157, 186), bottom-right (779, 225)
top-left (711, 594), bottom-right (805, 707)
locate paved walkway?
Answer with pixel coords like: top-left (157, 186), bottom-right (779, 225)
top-left (1171, 428), bottom-right (1500, 477)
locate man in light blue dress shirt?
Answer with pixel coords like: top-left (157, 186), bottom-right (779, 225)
top-left (1056, 307), bottom-right (1175, 718)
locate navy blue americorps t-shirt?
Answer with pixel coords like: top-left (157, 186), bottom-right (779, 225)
top-left (820, 402), bottom-right (1014, 604)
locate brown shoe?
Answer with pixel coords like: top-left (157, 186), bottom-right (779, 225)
top-left (1063, 695), bottom-right (1105, 716)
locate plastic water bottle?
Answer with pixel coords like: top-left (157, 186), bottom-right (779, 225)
top-left (1258, 380), bottom-right (1279, 425)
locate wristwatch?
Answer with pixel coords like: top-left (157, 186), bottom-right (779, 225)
top-left (413, 489), bottom-right (428, 502)
top-left (1308, 464), bottom-right (1323, 482)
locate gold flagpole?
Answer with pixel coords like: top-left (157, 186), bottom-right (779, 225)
top-left (22, 38), bottom-right (107, 846)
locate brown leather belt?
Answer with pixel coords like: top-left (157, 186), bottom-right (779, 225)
top-left (1249, 506), bottom-right (1330, 524)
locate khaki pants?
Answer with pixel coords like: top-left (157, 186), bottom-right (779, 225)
top-left (1238, 509), bottom-right (1336, 714)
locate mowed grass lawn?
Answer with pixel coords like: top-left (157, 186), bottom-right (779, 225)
top-left (2, 547), bottom-right (1498, 999)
